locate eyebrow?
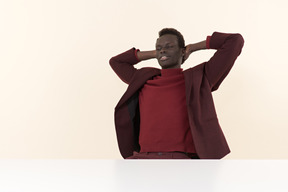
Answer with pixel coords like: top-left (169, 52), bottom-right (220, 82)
top-left (156, 42), bottom-right (174, 47)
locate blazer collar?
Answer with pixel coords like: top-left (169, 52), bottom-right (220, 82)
top-left (116, 68), bottom-right (161, 108)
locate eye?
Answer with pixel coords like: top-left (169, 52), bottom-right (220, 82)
top-left (156, 47), bottom-right (161, 51)
top-left (166, 45), bottom-right (174, 49)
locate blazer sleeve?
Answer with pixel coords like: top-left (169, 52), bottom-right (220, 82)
top-left (109, 48), bottom-right (140, 84)
top-left (205, 32), bottom-right (244, 91)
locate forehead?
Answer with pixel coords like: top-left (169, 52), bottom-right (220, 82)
top-left (156, 34), bottom-right (178, 46)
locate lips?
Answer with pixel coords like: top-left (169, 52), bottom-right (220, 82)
top-left (160, 56), bottom-right (169, 61)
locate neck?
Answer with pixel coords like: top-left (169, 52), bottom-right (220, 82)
top-left (162, 65), bottom-right (181, 69)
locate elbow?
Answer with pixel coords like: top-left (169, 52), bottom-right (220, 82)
top-left (109, 57), bottom-right (117, 69)
top-left (231, 33), bottom-right (245, 55)
top-left (234, 33), bottom-right (245, 48)
top-left (109, 57), bottom-right (114, 67)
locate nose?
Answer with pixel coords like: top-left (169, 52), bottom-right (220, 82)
top-left (160, 47), bottom-right (166, 54)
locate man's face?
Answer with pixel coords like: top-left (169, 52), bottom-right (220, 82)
top-left (156, 34), bottom-right (184, 69)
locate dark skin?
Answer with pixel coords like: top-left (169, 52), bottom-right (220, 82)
top-left (155, 34), bottom-right (185, 69)
top-left (136, 34), bottom-right (207, 68)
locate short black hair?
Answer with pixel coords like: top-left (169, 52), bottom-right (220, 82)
top-left (158, 28), bottom-right (185, 48)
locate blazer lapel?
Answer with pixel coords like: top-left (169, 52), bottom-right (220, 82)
top-left (116, 68), bottom-right (160, 109)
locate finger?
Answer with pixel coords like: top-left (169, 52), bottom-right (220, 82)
top-left (183, 53), bottom-right (187, 61)
top-left (184, 50), bottom-right (190, 60)
top-left (184, 55), bottom-right (189, 61)
top-left (183, 54), bottom-right (188, 61)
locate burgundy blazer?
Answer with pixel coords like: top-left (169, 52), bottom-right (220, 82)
top-left (109, 32), bottom-right (244, 159)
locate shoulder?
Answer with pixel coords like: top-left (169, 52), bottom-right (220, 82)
top-left (136, 67), bottom-right (160, 75)
top-left (129, 67), bottom-right (161, 84)
top-left (183, 62), bottom-right (206, 75)
top-left (139, 67), bottom-right (160, 71)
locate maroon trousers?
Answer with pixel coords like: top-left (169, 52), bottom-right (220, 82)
top-left (126, 151), bottom-right (200, 159)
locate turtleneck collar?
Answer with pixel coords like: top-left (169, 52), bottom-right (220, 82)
top-left (160, 68), bottom-right (183, 77)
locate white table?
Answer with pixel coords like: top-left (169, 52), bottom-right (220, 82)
top-left (0, 160), bottom-right (287, 192)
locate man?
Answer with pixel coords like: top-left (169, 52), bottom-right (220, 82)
top-left (110, 28), bottom-right (244, 159)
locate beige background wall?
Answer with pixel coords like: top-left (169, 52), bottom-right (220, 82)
top-left (0, 0), bottom-right (287, 159)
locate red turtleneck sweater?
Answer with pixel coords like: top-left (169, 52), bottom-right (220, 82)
top-left (138, 68), bottom-right (196, 153)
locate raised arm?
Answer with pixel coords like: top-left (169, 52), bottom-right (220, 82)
top-left (184, 32), bottom-right (244, 91)
top-left (109, 48), bottom-right (156, 84)
top-left (183, 40), bottom-right (207, 61)
top-left (136, 50), bottom-right (156, 61)
top-left (205, 32), bottom-right (244, 91)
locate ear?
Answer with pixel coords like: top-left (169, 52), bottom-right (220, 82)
top-left (180, 47), bottom-right (186, 64)
top-left (181, 47), bottom-right (186, 64)
top-left (182, 47), bottom-right (186, 55)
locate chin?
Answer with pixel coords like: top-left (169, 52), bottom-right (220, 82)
top-left (161, 63), bottom-right (180, 69)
